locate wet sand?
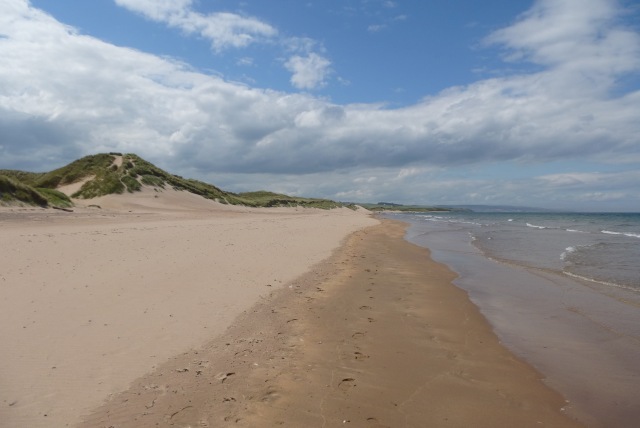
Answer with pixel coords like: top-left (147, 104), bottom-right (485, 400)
top-left (403, 216), bottom-right (640, 427)
top-left (80, 220), bottom-right (581, 427)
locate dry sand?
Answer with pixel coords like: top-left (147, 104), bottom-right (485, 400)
top-left (79, 220), bottom-right (581, 427)
top-left (0, 189), bottom-right (376, 427)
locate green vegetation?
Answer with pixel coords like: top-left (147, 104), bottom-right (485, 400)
top-left (140, 174), bottom-right (165, 188)
top-left (0, 175), bottom-right (72, 207)
top-left (1, 153), bottom-right (350, 210)
top-left (236, 191), bottom-right (346, 209)
top-left (0, 170), bottom-right (44, 184)
top-left (35, 188), bottom-right (74, 208)
top-left (33, 153), bottom-right (116, 189)
top-left (121, 154), bottom-right (236, 203)
top-left (0, 175), bottom-right (48, 206)
top-left (357, 202), bottom-right (453, 212)
top-left (121, 174), bottom-right (141, 193)
top-left (73, 172), bottom-right (125, 198)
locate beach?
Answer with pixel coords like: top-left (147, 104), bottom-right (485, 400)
top-left (2, 195), bottom-right (579, 427)
top-left (0, 191), bottom-right (376, 427)
top-left (79, 219), bottom-right (579, 427)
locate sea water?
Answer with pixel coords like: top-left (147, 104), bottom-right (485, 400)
top-left (384, 211), bottom-right (640, 427)
top-left (401, 211), bottom-right (640, 291)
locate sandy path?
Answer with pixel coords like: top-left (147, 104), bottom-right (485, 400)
top-left (0, 203), bottom-right (376, 427)
top-left (56, 175), bottom-right (95, 197)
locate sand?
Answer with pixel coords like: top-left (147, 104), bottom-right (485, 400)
top-left (0, 189), bottom-right (376, 427)
top-left (1, 190), bottom-right (580, 427)
top-left (80, 220), bottom-right (580, 427)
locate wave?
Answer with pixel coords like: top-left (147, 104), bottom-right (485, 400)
top-left (566, 228), bottom-right (587, 233)
top-left (417, 216), bottom-right (482, 227)
top-left (601, 230), bottom-right (640, 239)
top-left (526, 223), bottom-right (546, 229)
top-left (457, 220), bottom-right (483, 226)
top-left (563, 270), bottom-right (639, 293)
top-left (560, 246), bottom-right (577, 261)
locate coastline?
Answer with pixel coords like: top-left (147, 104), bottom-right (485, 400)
top-left (80, 219), bottom-right (580, 427)
top-left (399, 212), bottom-right (640, 427)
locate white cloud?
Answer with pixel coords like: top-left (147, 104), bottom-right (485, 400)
top-left (396, 167), bottom-right (427, 180)
top-left (578, 192), bottom-right (626, 202)
top-left (113, 1), bottom-right (334, 90)
top-left (537, 170), bottom-right (640, 189)
top-left (114, 0), bottom-right (277, 51)
top-left (1, 0), bottom-right (639, 210)
top-left (284, 53), bottom-right (332, 90)
top-left (236, 57), bottom-right (254, 66)
top-left (485, 0), bottom-right (640, 92)
top-left (368, 24), bottom-right (387, 33)
top-left (283, 37), bottom-right (321, 54)
top-left (113, 0), bottom-right (192, 21)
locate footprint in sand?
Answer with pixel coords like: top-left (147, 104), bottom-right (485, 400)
top-left (261, 387), bottom-right (280, 403)
top-left (338, 378), bottom-right (356, 391)
top-left (367, 417), bottom-right (390, 427)
top-left (215, 372), bottom-right (236, 383)
top-left (352, 332), bottom-right (366, 339)
top-left (354, 351), bottom-right (370, 360)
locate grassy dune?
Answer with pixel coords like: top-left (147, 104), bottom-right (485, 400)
top-left (0, 175), bottom-right (73, 208)
top-left (0, 153), bottom-right (349, 209)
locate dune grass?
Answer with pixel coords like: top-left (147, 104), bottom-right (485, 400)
top-left (0, 175), bottom-right (48, 206)
top-left (357, 203), bottom-right (452, 212)
top-left (35, 188), bottom-right (74, 208)
top-left (0, 175), bottom-right (73, 207)
top-left (236, 191), bottom-right (346, 209)
top-left (2, 153), bottom-right (350, 210)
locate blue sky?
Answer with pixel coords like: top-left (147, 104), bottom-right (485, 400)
top-left (1, 0), bottom-right (640, 211)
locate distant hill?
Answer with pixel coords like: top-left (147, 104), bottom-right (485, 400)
top-left (436, 204), bottom-right (555, 213)
top-left (0, 153), bottom-right (346, 210)
top-left (354, 202), bottom-right (454, 213)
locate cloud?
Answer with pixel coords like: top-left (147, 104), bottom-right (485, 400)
top-left (367, 24), bottom-right (388, 33)
top-left (113, 0), bottom-right (277, 51)
top-left (485, 0), bottom-right (640, 91)
top-left (113, 1), bottom-right (332, 90)
top-left (0, 109), bottom-right (85, 171)
top-left (284, 53), bottom-right (332, 90)
top-left (0, 0), bottom-right (639, 209)
top-left (536, 170), bottom-right (640, 190)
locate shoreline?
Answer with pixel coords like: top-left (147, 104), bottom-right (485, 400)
top-left (398, 213), bottom-right (640, 427)
top-left (80, 219), bottom-right (581, 427)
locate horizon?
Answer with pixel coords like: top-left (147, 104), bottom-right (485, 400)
top-left (1, 0), bottom-right (640, 211)
top-left (8, 150), bottom-right (639, 213)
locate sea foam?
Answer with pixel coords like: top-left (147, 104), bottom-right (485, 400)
top-left (526, 223), bottom-right (546, 229)
top-left (602, 230), bottom-right (640, 239)
top-left (560, 246), bottom-right (577, 261)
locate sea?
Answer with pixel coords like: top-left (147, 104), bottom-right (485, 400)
top-left (401, 211), bottom-right (640, 291)
top-left (384, 211), bottom-right (640, 427)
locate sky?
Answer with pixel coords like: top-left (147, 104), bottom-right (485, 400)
top-left (1, 0), bottom-right (640, 211)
